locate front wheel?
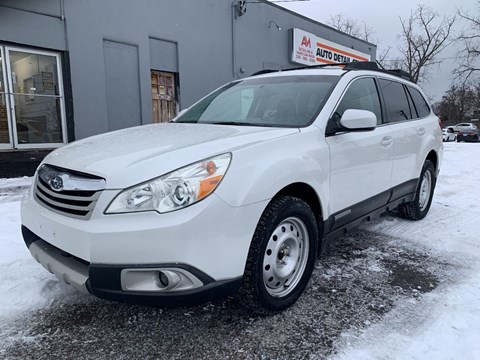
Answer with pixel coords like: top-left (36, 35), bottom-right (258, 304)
top-left (398, 160), bottom-right (436, 220)
top-left (240, 196), bottom-right (318, 312)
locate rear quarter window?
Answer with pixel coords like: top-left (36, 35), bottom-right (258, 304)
top-left (407, 86), bottom-right (431, 118)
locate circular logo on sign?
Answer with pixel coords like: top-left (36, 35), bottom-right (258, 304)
top-left (49, 176), bottom-right (64, 192)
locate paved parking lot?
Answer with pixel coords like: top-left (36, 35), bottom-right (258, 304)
top-left (0, 228), bottom-right (456, 360)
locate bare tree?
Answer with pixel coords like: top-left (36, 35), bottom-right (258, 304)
top-left (435, 83), bottom-right (476, 124)
top-left (456, 2), bottom-right (480, 81)
top-left (398, 5), bottom-right (455, 83)
top-left (376, 46), bottom-right (394, 68)
top-left (327, 13), bottom-right (374, 43)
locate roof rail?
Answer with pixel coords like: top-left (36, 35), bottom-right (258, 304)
top-left (250, 69), bottom-right (279, 76)
top-left (386, 69), bottom-right (414, 82)
top-left (251, 61), bottom-right (415, 83)
top-left (251, 62), bottom-right (347, 76)
top-left (345, 61), bottom-right (415, 82)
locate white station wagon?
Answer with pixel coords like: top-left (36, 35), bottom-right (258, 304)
top-left (21, 62), bottom-right (443, 312)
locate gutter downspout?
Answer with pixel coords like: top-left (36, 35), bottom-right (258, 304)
top-left (60, 0), bottom-right (65, 20)
top-left (231, 2), bottom-right (238, 79)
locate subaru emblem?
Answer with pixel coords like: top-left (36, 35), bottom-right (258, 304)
top-left (49, 175), bottom-right (64, 192)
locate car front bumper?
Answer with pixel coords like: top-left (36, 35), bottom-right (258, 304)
top-left (23, 227), bottom-right (242, 306)
top-left (21, 186), bottom-right (268, 305)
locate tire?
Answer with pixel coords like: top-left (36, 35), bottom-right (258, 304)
top-left (240, 195), bottom-right (318, 313)
top-left (398, 160), bottom-right (436, 220)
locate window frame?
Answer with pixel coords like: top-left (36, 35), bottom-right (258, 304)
top-left (376, 77), bottom-right (416, 124)
top-left (405, 85), bottom-right (432, 120)
top-left (326, 75), bottom-right (385, 136)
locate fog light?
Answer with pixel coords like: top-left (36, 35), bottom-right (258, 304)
top-left (159, 271), bottom-right (169, 287)
top-left (157, 270), bottom-right (181, 290)
top-left (121, 268), bottom-right (204, 292)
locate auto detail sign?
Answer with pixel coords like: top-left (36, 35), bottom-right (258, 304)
top-left (291, 28), bottom-right (371, 66)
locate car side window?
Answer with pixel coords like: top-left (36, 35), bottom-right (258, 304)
top-left (405, 86), bottom-right (418, 119)
top-left (378, 79), bottom-right (412, 122)
top-left (333, 77), bottom-right (382, 125)
top-left (407, 86), bottom-right (431, 118)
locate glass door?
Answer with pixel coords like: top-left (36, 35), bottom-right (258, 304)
top-left (3, 47), bottom-right (67, 149)
top-left (0, 47), bottom-right (13, 149)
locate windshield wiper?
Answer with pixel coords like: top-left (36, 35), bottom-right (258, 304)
top-left (204, 121), bottom-right (261, 126)
top-left (171, 120), bottom-right (195, 123)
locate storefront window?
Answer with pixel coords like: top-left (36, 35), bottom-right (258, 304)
top-left (0, 46), bottom-right (66, 148)
top-left (0, 50), bottom-right (10, 145)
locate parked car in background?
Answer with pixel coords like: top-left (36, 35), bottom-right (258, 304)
top-left (453, 123), bottom-right (478, 133)
top-left (457, 129), bottom-right (480, 143)
top-left (442, 128), bottom-right (456, 142)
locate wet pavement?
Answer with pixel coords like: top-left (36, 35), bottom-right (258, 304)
top-left (0, 228), bottom-right (456, 360)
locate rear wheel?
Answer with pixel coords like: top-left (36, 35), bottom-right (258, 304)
top-left (240, 196), bottom-right (318, 313)
top-left (398, 160), bottom-right (436, 220)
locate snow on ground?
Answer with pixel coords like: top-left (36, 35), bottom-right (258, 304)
top-left (0, 177), bottom-right (80, 318)
top-left (333, 142), bottom-right (480, 360)
top-left (0, 142), bottom-right (479, 359)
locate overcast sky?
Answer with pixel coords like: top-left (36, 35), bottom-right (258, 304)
top-left (276, 0), bottom-right (477, 102)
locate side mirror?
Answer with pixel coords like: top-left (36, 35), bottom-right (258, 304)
top-left (340, 109), bottom-right (377, 131)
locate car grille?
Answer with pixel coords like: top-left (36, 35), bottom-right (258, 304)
top-left (34, 165), bottom-right (106, 220)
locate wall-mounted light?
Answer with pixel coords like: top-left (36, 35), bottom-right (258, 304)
top-left (268, 21), bottom-right (282, 31)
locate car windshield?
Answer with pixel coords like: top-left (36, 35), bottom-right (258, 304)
top-left (175, 75), bottom-right (339, 127)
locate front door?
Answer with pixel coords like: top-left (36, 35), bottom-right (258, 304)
top-left (0, 46), bottom-right (67, 149)
top-left (151, 70), bottom-right (177, 123)
top-left (326, 77), bottom-right (394, 218)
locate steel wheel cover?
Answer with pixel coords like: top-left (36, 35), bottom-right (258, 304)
top-left (262, 217), bottom-right (309, 297)
top-left (419, 170), bottom-right (432, 211)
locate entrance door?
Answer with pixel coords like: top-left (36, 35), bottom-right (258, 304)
top-left (151, 71), bottom-right (177, 123)
top-left (0, 47), bottom-right (13, 149)
top-left (1, 46), bottom-right (67, 149)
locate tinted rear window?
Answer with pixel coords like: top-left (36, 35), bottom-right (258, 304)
top-left (407, 86), bottom-right (431, 118)
top-left (378, 79), bottom-right (411, 122)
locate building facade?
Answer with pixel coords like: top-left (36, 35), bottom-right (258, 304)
top-left (0, 0), bottom-right (376, 153)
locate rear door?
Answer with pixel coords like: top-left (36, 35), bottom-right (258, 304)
top-left (379, 78), bottom-right (431, 188)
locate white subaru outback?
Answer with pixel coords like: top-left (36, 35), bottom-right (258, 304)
top-left (21, 62), bottom-right (443, 312)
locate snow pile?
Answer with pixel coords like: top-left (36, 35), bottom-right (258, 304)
top-left (0, 178), bottom-right (79, 321)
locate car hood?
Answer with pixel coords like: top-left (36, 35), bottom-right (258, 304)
top-left (43, 123), bottom-right (299, 188)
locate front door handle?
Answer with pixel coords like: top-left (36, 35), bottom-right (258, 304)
top-left (381, 136), bottom-right (393, 147)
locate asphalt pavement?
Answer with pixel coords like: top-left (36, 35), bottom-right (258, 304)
top-left (0, 228), bottom-right (454, 360)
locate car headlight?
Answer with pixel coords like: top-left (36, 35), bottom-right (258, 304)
top-left (105, 153), bottom-right (231, 214)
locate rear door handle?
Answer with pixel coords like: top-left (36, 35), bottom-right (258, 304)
top-left (381, 136), bottom-right (393, 147)
top-left (417, 127), bottom-right (426, 136)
